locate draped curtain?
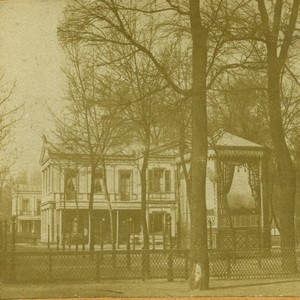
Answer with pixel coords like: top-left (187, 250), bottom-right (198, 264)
top-left (247, 161), bottom-right (261, 210)
top-left (220, 162), bottom-right (235, 215)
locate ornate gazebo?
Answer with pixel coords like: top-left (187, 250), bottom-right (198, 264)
top-left (178, 132), bottom-right (271, 249)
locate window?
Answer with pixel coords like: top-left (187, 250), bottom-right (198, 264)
top-left (22, 199), bottom-right (29, 213)
top-left (65, 169), bottom-right (77, 200)
top-left (149, 212), bottom-right (166, 234)
top-left (94, 170), bottom-right (103, 193)
top-left (119, 171), bottom-right (131, 201)
top-left (149, 169), bottom-right (171, 193)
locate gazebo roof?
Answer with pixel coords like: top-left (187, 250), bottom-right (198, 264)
top-left (209, 132), bottom-right (266, 159)
top-left (214, 132), bottom-right (263, 149)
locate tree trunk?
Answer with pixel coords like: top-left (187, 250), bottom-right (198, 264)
top-left (189, 0), bottom-right (209, 290)
top-left (89, 165), bottom-right (96, 250)
top-left (178, 129), bottom-right (192, 248)
top-left (102, 161), bottom-right (116, 251)
top-left (140, 134), bottom-right (150, 275)
top-left (267, 60), bottom-right (297, 272)
top-left (141, 160), bottom-right (149, 251)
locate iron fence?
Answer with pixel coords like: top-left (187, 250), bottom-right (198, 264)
top-left (0, 249), bottom-right (189, 282)
top-left (209, 248), bottom-right (300, 279)
top-left (1, 219), bottom-right (300, 282)
top-left (1, 248), bottom-right (300, 282)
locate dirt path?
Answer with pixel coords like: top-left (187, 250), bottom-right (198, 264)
top-left (1, 278), bottom-right (300, 298)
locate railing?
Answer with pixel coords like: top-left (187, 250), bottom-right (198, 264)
top-left (18, 211), bottom-right (40, 216)
top-left (147, 192), bottom-right (175, 201)
top-left (219, 214), bottom-right (259, 228)
top-left (0, 249), bottom-right (189, 282)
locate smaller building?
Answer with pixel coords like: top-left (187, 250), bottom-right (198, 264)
top-left (12, 184), bottom-right (42, 240)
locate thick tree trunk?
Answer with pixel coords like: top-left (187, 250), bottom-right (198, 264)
top-left (189, 0), bottom-right (209, 290)
top-left (267, 59), bottom-right (296, 272)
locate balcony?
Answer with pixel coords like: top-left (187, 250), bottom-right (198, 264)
top-left (115, 193), bottom-right (138, 202)
top-left (147, 192), bottom-right (175, 201)
top-left (18, 210), bottom-right (41, 216)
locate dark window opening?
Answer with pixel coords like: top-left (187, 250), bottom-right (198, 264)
top-left (94, 170), bottom-right (103, 193)
top-left (120, 171), bottom-right (131, 201)
top-left (65, 169), bottom-right (77, 200)
top-left (149, 169), bottom-right (171, 193)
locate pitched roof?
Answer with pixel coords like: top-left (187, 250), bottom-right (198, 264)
top-left (40, 132), bottom-right (266, 165)
top-left (214, 132), bottom-right (264, 149)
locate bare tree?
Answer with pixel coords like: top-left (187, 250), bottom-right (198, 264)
top-left (252, 0), bottom-right (300, 271)
top-left (110, 50), bottom-right (171, 271)
top-left (52, 44), bottom-right (127, 251)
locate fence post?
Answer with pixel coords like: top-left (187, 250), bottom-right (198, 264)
top-left (163, 230), bottom-right (166, 250)
top-left (56, 224), bottom-right (59, 251)
top-left (257, 218), bottom-right (262, 269)
top-left (75, 218), bottom-right (78, 251)
top-left (96, 252), bottom-right (100, 280)
top-left (226, 257), bottom-right (232, 279)
top-left (167, 249), bottom-right (173, 281)
top-left (10, 216), bottom-right (16, 282)
top-left (2, 248), bottom-right (7, 282)
top-left (152, 219), bottom-right (155, 250)
top-left (142, 249), bottom-right (146, 281)
top-left (48, 251), bottom-right (53, 281)
top-left (0, 221), bottom-right (2, 251)
top-left (3, 220), bottom-right (7, 282)
top-left (0, 221), bottom-right (2, 280)
top-left (184, 249), bottom-right (189, 280)
top-left (4, 220), bottom-right (7, 252)
top-left (112, 249), bottom-right (116, 269)
top-left (127, 222), bottom-right (131, 270)
top-left (167, 215), bottom-right (173, 281)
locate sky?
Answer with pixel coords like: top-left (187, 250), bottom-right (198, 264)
top-left (0, 0), bottom-right (68, 175)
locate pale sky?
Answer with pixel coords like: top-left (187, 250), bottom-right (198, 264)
top-left (0, 0), bottom-right (68, 175)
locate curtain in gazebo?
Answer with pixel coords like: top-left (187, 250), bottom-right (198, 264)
top-left (247, 161), bottom-right (261, 210)
top-left (220, 162), bottom-right (235, 215)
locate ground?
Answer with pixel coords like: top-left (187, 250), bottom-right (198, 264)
top-left (1, 277), bottom-right (300, 298)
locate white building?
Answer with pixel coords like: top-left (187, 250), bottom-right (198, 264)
top-left (39, 139), bottom-right (177, 246)
top-left (12, 184), bottom-right (42, 238)
top-left (39, 133), bottom-right (271, 249)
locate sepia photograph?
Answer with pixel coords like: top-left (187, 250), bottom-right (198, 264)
top-left (1, 0), bottom-right (300, 298)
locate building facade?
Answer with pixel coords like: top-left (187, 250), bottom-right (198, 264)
top-left (39, 133), bottom-right (271, 249)
top-left (39, 140), bottom-right (177, 247)
top-left (12, 184), bottom-right (42, 239)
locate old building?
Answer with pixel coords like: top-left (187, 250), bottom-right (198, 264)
top-left (39, 138), bottom-right (177, 247)
top-left (12, 184), bottom-right (42, 239)
top-left (39, 133), bottom-right (271, 249)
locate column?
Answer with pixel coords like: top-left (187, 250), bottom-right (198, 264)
top-left (60, 210), bottom-right (63, 244)
top-left (116, 210), bottom-right (119, 248)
